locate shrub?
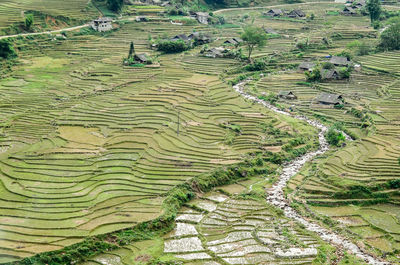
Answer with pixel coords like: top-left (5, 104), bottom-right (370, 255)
top-left (338, 66), bottom-right (352, 79)
top-left (305, 67), bottom-right (321, 82)
top-left (157, 40), bottom-right (190, 53)
top-left (107, 0), bottom-right (123, 12)
top-left (325, 127), bottom-right (345, 146)
top-left (378, 22), bottom-right (400, 51)
top-left (244, 58), bottom-right (267, 71)
top-left (322, 62), bottom-right (334, 69)
top-left (0, 39), bottom-right (16, 59)
top-left (25, 14), bottom-right (34, 30)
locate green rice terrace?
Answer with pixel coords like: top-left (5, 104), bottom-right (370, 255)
top-left (0, 0), bottom-right (400, 264)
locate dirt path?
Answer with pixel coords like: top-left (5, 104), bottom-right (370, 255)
top-left (0, 24), bottom-right (89, 40)
top-left (233, 80), bottom-right (388, 265)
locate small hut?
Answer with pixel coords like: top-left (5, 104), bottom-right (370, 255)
top-left (278, 91), bottom-right (297, 100)
top-left (316, 93), bottom-right (344, 105)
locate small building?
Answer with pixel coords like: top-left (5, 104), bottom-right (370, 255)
top-left (288, 9), bottom-right (306, 18)
top-left (204, 47), bottom-right (227, 58)
top-left (316, 93), bottom-right (344, 105)
top-left (195, 12), bottom-right (210, 24)
top-left (189, 32), bottom-right (212, 45)
top-left (278, 91), bottom-right (297, 100)
top-left (329, 56), bottom-right (350, 67)
top-left (264, 9), bottom-right (284, 17)
top-left (264, 28), bottom-right (278, 34)
top-left (134, 53), bottom-right (151, 64)
top-left (298, 62), bottom-right (316, 72)
top-left (135, 16), bottom-right (148, 22)
top-left (91, 17), bottom-right (113, 32)
top-left (354, 0), bottom-right (366, 8)
top-left (224, 37), bottom-right (242, 46)
top-left (342, 6), bottom-right (357, 15)
top-left (171, 34), bottom-right (190, 42)
top-left (321, 69), bottom-right (340, 80)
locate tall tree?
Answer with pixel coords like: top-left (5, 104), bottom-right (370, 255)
top-left (366, 0), bottom-right (381, 22)
top-left (107, 0), bottom-right (123, 12)
top-left (25, 14), bottom-right (34, 30)
top-left (128, 41), bottom-right (135, 58)
top-left (240, 26), bottom-right (268, 61)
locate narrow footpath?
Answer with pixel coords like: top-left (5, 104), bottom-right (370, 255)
top-left (233, 80), bottom-right (388, 265)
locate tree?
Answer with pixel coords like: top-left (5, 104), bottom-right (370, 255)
top-left (25, 14), bottom-right (34, 30)
top-left (107, 0), bottom-right (123, 12)
top-left (366, 0), bottom-right (381, 22)
top-left (240, 26), bottom-right (267, 61)
top-left (0, 39), bottom-right (16, 59)
top-left (128, 41), bottom-right (135, 59)
top-left (378, 22), bottom-right (400, 51)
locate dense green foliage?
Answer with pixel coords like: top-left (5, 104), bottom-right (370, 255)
top-left (0, 39), bottom-right (16, 59)
top-left (378, 22), bottom-right (400, 51)
top-left (240, 26), bottom-right (267, 60)
top-left (366, 0), bottom-right (381, 22)
top-left (305, 67), bottom-right (321, 82)
top-left (325, 128), bottom-right (345, 146)
top-left (157, 40), bottom-right (190, 53)
top-left (107, 0), bottom-right (123, 12)
top-left (24, 14), bottom-right (34, 30)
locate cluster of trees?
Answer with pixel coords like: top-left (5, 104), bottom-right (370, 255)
top-left (156, 39), bottom-right (190, 53)
top-left (106, 0), bottom-right (123, 12)
top-left (379, 21), bottom-right (400, 51)
top-left (0, 39), bottom-right (16, 59)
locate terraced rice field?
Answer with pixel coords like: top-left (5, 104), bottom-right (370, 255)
top-left (220, 3), bottom-right (400, 259)
top-left (0, 0), bottom-right (98, 31)
top-left (0, 19), bottom-right (319, 263)
top-left (81, 189), bottom-right (321, 265)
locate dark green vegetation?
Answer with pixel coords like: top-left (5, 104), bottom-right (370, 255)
top-left (366, 0), bottom-right (382, 22)
top-left (379, 21), bottom-right (400, 50)
top-left (0, 39), bottom-right (16, 59)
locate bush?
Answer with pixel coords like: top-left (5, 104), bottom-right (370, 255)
top-left (325, 127), bottom-right (345, 146)
top-left (378, 22), bottom-right (400, 51)
top-left (322, 62), bottom-right (334, 69)
top-left (107, 0), bottom-right (123, 12)
top-left (338, 66), bottom-right (352, 79)
top-left (157, 40), bottom-right (190, 53)
top-left (305, 67), bottom-right (321, 82)
top-left (244, 58), bottom-right (267, 71)
top-left (0, 39), bottom-right (16, 59)
top-left (25, 14), bottom-right (34, 30)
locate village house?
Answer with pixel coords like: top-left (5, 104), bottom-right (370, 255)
top-left (264, 9), bottom-right (284, 17)
top-left (298, 62), bottom-right (316, 72)
top-left (171, 34), bottom-right (190, 42)
top-left (288, 9), bottom-right (306, 18)
top-left (135, 16), bottom-right (148, 22)
top-left (204, 47), bottom-right (227, 58)
top-left (278, 91), bottom-right (297, 100)
top-left (354, 0), bottom-right (366, 8)
top-left (188, 32), bottom-right (212, 45)
top-left (224, 37), bottom-right (242, 46)
top-left (316, 93), bottom-right (344, 105)
top-left (91, 17), bottom-right (113, 32)
top-left (321, 69), bottom-right (340, 80)
top-left (342, 6), bottom-right (357, 15)
top-left (329, 56), bottom-right (351, 67)
top-left (194, 12), bottom-right (210, 24)
top-left (134, 53), bottom-right (151, 64)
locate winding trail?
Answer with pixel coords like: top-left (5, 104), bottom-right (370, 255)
top-left (233, 80), bottom-right (388, 265)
